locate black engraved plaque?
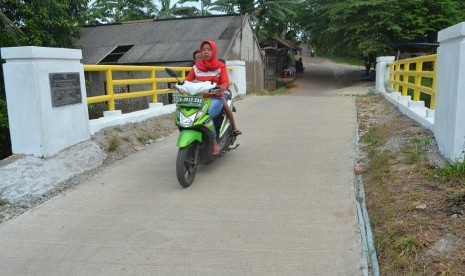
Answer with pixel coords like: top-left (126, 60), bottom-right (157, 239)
top-left (49, 72), bottom-right (82, 107)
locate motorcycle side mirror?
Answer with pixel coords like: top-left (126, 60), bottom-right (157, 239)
top-left (165, 68), bottom-right (184, 85)
top-left (165, 68), bottom-right (177, 77)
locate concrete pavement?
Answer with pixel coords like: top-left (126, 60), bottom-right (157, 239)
top-left (0, 73), bottom-right (367, 275)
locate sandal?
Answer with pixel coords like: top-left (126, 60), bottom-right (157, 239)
top-left (233, 129), bottom-right (242, 136)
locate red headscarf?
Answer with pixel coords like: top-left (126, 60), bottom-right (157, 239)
top-left (196, 40), bottom-right (225, 72)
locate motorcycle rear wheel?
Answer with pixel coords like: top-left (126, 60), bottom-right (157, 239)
top-left (176, 144), bottom-right (198, 187)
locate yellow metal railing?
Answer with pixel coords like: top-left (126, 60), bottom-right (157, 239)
top-left (83, 65), bottom-right (191, 111)
top-left (388, 54), bottom-right (437, 109)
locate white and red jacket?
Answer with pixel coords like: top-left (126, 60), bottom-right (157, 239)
top-left (186, 65), bottom-right (229, 97)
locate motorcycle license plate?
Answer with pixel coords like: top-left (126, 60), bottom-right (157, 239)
top-left (177, 96), bottom-right (204, 107)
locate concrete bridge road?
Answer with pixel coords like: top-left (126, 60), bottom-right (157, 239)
top-left (0, 60), bottom-right (364, 275)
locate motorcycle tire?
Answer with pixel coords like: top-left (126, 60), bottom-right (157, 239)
top-left (176, 144), bottom-right (198, 187)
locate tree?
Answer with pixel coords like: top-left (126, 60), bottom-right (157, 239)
top-left (154, 0), bottom-right (210, 19)
top-left (88, 0), bottom-right (156, 23)
top-left (172, 0), bottom-right (215, 16)
top-left (1, 0), bottom-right (88, 48)
top-left (211, 0), bottom-right (300, 41)
top-left (299, 0), bottom-right (465, 60)
top-left (0, 11), bottom-right (26, 47)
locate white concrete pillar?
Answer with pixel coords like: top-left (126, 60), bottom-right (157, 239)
top-left (1, 46), bottom-right (90, 158)
top-left (375, 56), bottom-right (395, 93)
top-left (435, 22), bottom-right (465, 160)
top-left (226, 60), bottom-right (246, 97)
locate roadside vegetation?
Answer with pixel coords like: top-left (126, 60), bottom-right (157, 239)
top-left (252, 78), bottom-right (295, 96)
top-left (357, 94), bottom-right (465, 275)
top-left (317, 52), bottom-right (364, 67)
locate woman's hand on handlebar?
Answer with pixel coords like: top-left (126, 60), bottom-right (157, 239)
top-left (218, 85), bottom-right (227, 93)
top-left (209, 87), bottom-right (223, 96)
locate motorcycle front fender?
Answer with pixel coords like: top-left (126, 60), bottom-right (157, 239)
top-left (177, 129), bottom-right (202, 148)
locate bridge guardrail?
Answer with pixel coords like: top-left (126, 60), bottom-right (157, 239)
top-left (83, 65), bottom-right (191, 111)
top-left (84, 65), bottom-right (236, 113)
top-left (388, 54), bottom-right (437, 109)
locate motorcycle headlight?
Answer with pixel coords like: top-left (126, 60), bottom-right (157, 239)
top-left (179, 112), bottom-right (197, 127)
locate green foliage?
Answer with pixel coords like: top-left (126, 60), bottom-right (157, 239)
top-left (0, 198), bottom-right (8, 207)
top-left (403, 137), bottom-right (430, 169)
top-left (108, 137), bottom-right (120, 151)
top-left (447, 190), bottom-right (465, 214)
top-left (440, 157), bottom-right (465, 186)
top-left (299, 0), bottom-right (465, 58)
top-left (211, 0), bottom-right (301, 41)
top-left (0, 11), bottom-right (26, 46)
top-left (362, 126), bottom-right (385, 154)
top-left (88, 0), bottom-right (156, 23)
top-left (317, 51), bottom-right (364, 66)
top-left (1, 0), bottom-right (88, 48)
top-left (0, 99), bottom-right (11, 159)
top-left (0, 100), bottom-right (7, 130)
top-left (137, 133), bottom-right (154, 143)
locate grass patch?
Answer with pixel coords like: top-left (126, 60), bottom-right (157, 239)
top-left (357, 95), bottom-right (465, 274)
top-left (252, 87), bottom-right (290, 96)
top-left (368, 151), bottom-right (393, 182)
top-left (250, 78), bottom-right (294, 96)
top-left (362, 126), bottom-right (385, 157)
top-left (317, 52), bottom-right (364, 66)
top-left (108, 137), bottom-right (120, 151)
top-left (362, 126), bottom-right (392, 182)
top-left (0, 198), bottom-right (8, 207)
top-left (367, 88), bottom-right (377, 96)
top-left (447, 189), bottom-right (465, 214)
top-left (403, 137), bottom-right (431, 169)
top-left (267, 87), bottom-right (290, 96)
top-left (440, 157), bottom-right (465, 185)
top-left (276, 79), bottom-right (295, 89)
top-left (137, 133), bottom-right (155, 144)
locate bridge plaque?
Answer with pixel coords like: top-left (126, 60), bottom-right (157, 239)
top-left (49, 72), bottom-right (82, 107)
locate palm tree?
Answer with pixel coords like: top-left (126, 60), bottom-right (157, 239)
top-left (155, 0), bottom-right (209, 19)
top-left (210, 0), bottom-right (299, 40)
top-left (0, 11), bottom-right (26, 46)
top-left (88, 0), bottom-right (156, 23)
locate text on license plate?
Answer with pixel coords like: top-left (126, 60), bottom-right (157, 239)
top-left (178, 96), bottom-right (204, 107)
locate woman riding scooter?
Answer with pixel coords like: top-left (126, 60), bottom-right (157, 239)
top-left (185, 40), bottom-right (241, 155)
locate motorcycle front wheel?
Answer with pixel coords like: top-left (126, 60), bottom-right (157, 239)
top-left (176, 144), bottom-right (198, 187)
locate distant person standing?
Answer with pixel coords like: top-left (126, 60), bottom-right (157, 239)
top-left (296, 57), bottom-right (304, 73)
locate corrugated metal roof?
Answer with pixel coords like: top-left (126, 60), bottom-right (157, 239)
top-left (78, 15), bottom-right (244, 64)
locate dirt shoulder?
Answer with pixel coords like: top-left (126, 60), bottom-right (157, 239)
top-left (356, 94), bottom-right (465, 275)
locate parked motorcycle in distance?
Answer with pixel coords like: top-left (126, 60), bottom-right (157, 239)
top-left (165, 68), bottom-right (239, 187)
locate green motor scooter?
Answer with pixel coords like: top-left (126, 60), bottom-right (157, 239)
top-left (165, 68), bottom-right (238, 187)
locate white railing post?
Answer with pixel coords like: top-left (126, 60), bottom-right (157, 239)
top-left (434, 22), bottom-right (465, 161)
top-left (226, 60), bottom-right (246, 97)
top-left (1, 46), bottom-right (90, 157)
top-left (375, 56), bottom-right (395, 93)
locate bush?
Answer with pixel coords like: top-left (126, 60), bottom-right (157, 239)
top-left (0, 99), bottom-right (12, 159)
